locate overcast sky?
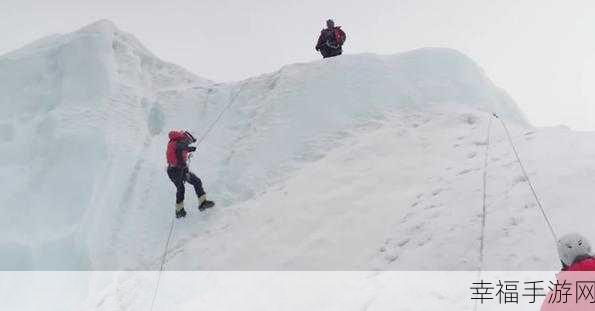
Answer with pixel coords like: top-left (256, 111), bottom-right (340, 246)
top-left (3, 0), bottom-right (595, 129)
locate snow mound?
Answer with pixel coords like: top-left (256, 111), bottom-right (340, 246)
top-left (0, 20), bottom-right (530, 270)
top-left (0, 20), bottom-right (210, 269)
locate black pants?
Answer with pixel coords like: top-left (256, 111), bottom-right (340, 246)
top-left (167, 166), bottom-right (206, 204)
top-left (320, 46), bottom-right (342, 58)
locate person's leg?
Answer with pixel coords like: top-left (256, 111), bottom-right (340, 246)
top-left (167, 167), bottom-right (186, 216)
top-left (186, 171), bottom-right (206, 198)
top-left (186, 171), bottom-right (214, 210)
top-left (329, 47), bottom-right (341, 58)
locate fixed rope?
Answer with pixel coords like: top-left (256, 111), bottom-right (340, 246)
top-left (149, 83), bottom-right (245, 311)
top-left (149, 216), bottom-right (175, 311)
top-left (474, 113), bottom-right (494, 311)
top-left (495, 114), bottom-right (558, 244)
top-left (195, 83), bottom-right (245, 146)
top-left (478, 113), bottom-right (494, 272)
top-left (475, 112), bottom-right (561, 310)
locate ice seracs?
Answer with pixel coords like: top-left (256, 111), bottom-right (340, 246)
top-left (0, 20), bottom-right (545, 272)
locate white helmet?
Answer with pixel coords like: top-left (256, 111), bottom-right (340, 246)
top-left (557, 233), bottom-right (592, 266)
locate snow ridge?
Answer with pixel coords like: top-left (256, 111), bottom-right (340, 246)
top-left (0, 20), bottom-right (535, 271)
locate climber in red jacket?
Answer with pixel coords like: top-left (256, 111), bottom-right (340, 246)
top-left (166, 130), bottom-right (214, 218)
top-left (556, 233), bottom-right (595, 271)
top-left (315, 19), bottom-right (346, 58)
top-left (540, 233), bottom-right (595, 310)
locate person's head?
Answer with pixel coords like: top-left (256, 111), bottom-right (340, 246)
top-left (326, 19), bottom-right (335, 29)
top-left (183, 131), bottom-right (196, 143)
top-left (557, 233), bottom-right (592, 267)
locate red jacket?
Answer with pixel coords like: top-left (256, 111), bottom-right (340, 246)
top-left (315, 26), bottom-right (346, 50)
top-left (166, 131), bottom-right (190, 167)
top-left (564, 257), bottom-right (595, 271)
top-left (540, 257), bottom-right (595, 310)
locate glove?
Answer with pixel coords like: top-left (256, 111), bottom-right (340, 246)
top-left (188, 146), bottom-right (197, 152)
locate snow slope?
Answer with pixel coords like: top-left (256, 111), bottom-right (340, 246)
top-left (1, 270), bottom-right (558, 311)
top-left (1, 20), bottom-right (590, 275)
top-left (168, 107), bottom-right (595, 271)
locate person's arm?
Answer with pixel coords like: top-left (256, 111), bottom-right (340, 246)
top-left (175, 141), bottom-right (196, 168)
top-left (315, 32), bottom-right (324, 50)
top-left (175, 141), bottom-right (187, 167)
top-left (338, 28), bottom-right (346, 45)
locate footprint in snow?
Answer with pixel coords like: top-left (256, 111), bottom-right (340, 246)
top-left (431, 188), bottom-right (446, 196)
top-left (460, 114), bottom-right (479, 125)
top-left (397, 238), bottom-right (410, 248)
top-left (384, 253), bottom-right (399, 263)
top-left (457, 168), bottom-right (474, 176)
top-left (424, 204), bottom-right (440, 210)
top-left (417, 235), bottom-right (432, 246)
top-left (502, 161), bottom-right (516, 169)
top-left (508, 217), bottom-right (521, 226)
top-left (512, 175), bottom-right (528, 185)
top-left (429, 211), bottom-right (442, 219)
top-left (408, 222), bottom-right (425, 233)
top-left (399, 212), bottom-right (415, 224)
top-left (379, 240), bottom-right (400, 263)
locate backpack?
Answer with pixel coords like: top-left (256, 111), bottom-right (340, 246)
top-left (333, 27), bottom-right (346, 46)
top-left (166, 131), bottom-right (190, 167)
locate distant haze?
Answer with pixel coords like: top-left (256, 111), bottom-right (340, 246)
top-left (2, 0), bottom-right (595, 129)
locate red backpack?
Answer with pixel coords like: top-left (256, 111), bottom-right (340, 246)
top-left (333, 27), bottom-right (346, 46)
top-left (166, 131), bottom-right (189, 167)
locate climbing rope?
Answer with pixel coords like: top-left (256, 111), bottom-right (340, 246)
top-left (495, 114), bottom-right (558, 244)
top-left (475, 112), bottom-right (561, 311)
top-left (478, 113), bottom-right (494, 271)
top-left (149, 216), bottom-right (175, 311)
top-left (474, 113), bottom-right (494, 311)
top-left (149, 83), bottom-right (245, 311)
top-left (195, 83), bottom-right (245, 146)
